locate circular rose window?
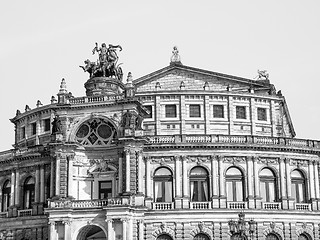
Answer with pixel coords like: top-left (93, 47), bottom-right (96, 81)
top-left (75, 118), bottom-right (116, 146)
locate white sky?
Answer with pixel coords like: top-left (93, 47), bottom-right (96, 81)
top-left (0, 1), bottom-right (319, 151)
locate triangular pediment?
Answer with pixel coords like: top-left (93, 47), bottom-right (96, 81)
top-left (134, 64), bottom-right (271, 93)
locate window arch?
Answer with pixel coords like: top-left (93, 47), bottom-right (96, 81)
top-left (266, 233), bottom-right (281, 240)
top-left (194, 233), bottom-right (210, 240)
top-left (156, 234), bottom-right (173, 240)
top-left (23, 177), bottom-right (35, 209)
top-left (298, 233), bottom-right (311, 240)
top-left (291, 170), bottom-right (307, 203)
top-left (260, 168), bottom-right (277, 202)
top-left (231, 233), bottom-right (247, 240)
top-left (154, 167), bottom-right (173, 202)
top-left (75, 118), bottom-right (117, 146)
top-left (226, 167), bottom-right (244, 202)
top-left (2, 180), bottom-right (11, 212)
top-left (190, 167), bottom-right (209, 202)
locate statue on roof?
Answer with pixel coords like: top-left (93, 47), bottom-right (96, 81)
top-left (255, 69), bottom-right (269, 80)
top-left (170, 46), bottom-right (181, 64)
top-left (80, 42), bottom-right (123, 81)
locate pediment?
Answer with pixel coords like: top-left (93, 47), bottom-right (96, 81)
top-left (134, 64), bottom-right (270, 93)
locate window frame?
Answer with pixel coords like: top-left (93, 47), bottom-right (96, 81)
top-left (165, 105), bottom-right (177, 118)
top-left (259, 168), bottom-right (277, 202)
top-left (189, 104), bottom-right (201, 118)
top-left (99, 180), bottom-right (112, 199)
top-left (212, 105), bottom-right (224, 118)
top-left (236, 106), bottom-right (247, 120)
top-left (154, 167), bottom-right (173, 203)
top-left (190, 167), bottom-right (210, 202)
top-left (291, 170), bottom-right (307, 203)
top-left (226, 167), bottom-right (245, 202)
top-left (257, 107), bottom-right (267, 121)
top-left (44, 118), bottom-right (51, 132)
top-left (144, 105), bottom-right (153, 119)
top-left (31, 122), bottom-right (37, 135)
top-left (23, 177), bottom-right (35, 209)
top-left (1, 180), bottom-right (11, 212)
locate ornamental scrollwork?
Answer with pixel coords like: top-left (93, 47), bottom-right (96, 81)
top-left (223, 156), bottom-right (246, 165)
top-left (258, 157), bottom-right (278, 165)
top-left (289, 159), bottom-right (308, 167)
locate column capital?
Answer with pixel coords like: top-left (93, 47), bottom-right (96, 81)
top-left (210, 155), bottom-right (221, 161)
top-left (62, 220), bottom-right (71, 225)
top-left (181, 155), bottom-right (188, 162)
top-left (48, 220), bottom-right (56, 226)
top-left (174, 155), bottom-right (181, 162)
top-left (144, 156), bottom-right (151, 162)
top-left (284, 157), bottom-right (291, 164)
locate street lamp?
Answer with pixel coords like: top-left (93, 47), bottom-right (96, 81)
top-left (228, 212), bottom-right (256, 240)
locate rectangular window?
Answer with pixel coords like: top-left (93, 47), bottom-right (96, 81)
top-left (44, 119), bottom-right (51, 132)
top-left (213, 105), bottom-right (224, 118)
top-left (31, 122), bottom-right (37, 135)
top-left (189, 104), bottom-right (201, 117)
top-left (21, 127), bottom-right (25, 139)
top-left (99, 181), bottom-right (112, 199)
top-left (144, 105), bottom-right (152, 118)
top-left (165, 105), bottom-right (177, 118)
top-left (236, 106), bottom-right (246, 119)
top-left (257, 108), bottom-right (267, 121)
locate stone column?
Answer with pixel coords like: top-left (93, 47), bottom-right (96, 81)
top-left (253, 157), bottom-right (261, 208)
top-left (138, 220), bottom-right (144, 240)
top-left (285, 158), bottom-right (294, 209)
top-left (174, 156), bottom-right (182, 208)
top-left (50, 160), bottom-right (55, 198)
top-left (122, 219), bottom-right (127, 240)
top-left (250, 97), bottom-right (256, 135)
top-left (118, 155), bottom-right (123, 195)
top-left (55, 156), bottom-right (61, 196)
top-left (314, 161), bottom-right (320, 210)
top-left (145, 157), bottom-right (151, 197)
top-left (180, 95), bottom-right (186, 135)
top-left (270, 100), bottom-right (277, 137)
top-left (155, 95), bottom-right (161, 135)
top-left (137, 151), bottom-right (143, 194)
top-left (63, 220), bottom-right (71, 240)
top-left (10, 171), bottom-right (15, 207)
top-left (218, 156), bottom-right (226, 208)
top-left (211, 156), bottom-right (219, 208)
top-left (49, 221), bottom-right (57, 240)
top-left (204, 95), bottom-right (210, 134)
top-left (68, 157), bottom-right (73, 198)
top-left (247, 157), bottom-right (254, 208)
top-left (228, 96), bottom-right (234, 135)
top-left (125, 149), bottom-right (131, 193)
top-left (40, 165), bottom-right (45, 203)
top-left (309, 160), bottom-right (316, 210)
top-left (107, 219), bottom-right (113, 240)
top-left (279, 157), bottom-right (287, 208)
top-left (15, 170), bottom-right (20, 206)
top-left (128, 218), bottom-right (133, 240)
top-left (182, 156), bottom-right (189, 208)
top-left (35, 166), bottom-right (40, 203)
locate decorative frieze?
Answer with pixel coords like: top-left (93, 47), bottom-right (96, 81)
top-left (223, 156), bottom-right (246, 164)
top-left (257, 157), bottom-right (279, 165)
top-left (289, 159), bottom-right (308, 167)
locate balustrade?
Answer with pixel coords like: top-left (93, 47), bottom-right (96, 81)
top-left (17, 209), bottom-right (32, 217)
top-left (295, 203), bottom-right (311, 211)
top-left (152, 202), bottom-right (173, 210)
top-left (228, 202), bottom-right (247, 209)
top-left (190, 201), bottom-right (211, 209)
top-left (0, 212), bottom-right (8, 218)
top-left (262, 202), bottom-right (281, 210)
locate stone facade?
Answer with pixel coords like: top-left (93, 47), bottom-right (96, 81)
top-left (0, 50), bottom-right (319, 240)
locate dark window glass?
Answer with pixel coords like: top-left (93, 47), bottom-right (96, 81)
top-left (157, 234), bottom-right (173, 240)
top-left (99, 181), bottom-right (112, 199)
top-left (23, 177), bottom-right (35, 209)
top-left (21, 127), bottom-right (26, 139)
top-left (291, 170), bottom-right (306, 203)
top-left (226, 167), bottom-right (244, 202)
top-left (2, 180), bottom-right (10, 212)
top-left (189, 105), bottom-right (201, 117)
top-left (298, 234), bottom-right (310, 240)
top-left (236, 106), bottom-right (246, 119)
top-left (257, 108), bottom-right (267, 121)
top-left (260, 168), bottom-right (277, 202)
top-left (44, 119), bottom-right (51, 132)
top-left (31, 122), bottom-right (37, 135)
top-left (154, 168), bottom-right (173, 202)
top-left (194, 233), bottom-right (210, 240)
top-left (213, 105), bottom-right (224, 118)
top-left (190, 167), bottom-right (209, 202)
top-left (266, 233), bottom-right (280, 240)
top-left (145, 106), bottom-right (152, 118)
top-left (165, 105), bottom-right (177, 118)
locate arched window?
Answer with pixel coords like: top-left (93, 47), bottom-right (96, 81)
top-left (154, 168), bottom-right (173, 202)
top-left (298, 233), bottom-right (311, 240)
top-left (2, 180), bottom-right (11, 212)
top-left (266, 233), bottom-right (280, 240)
top-left (226, 167), bottom-right (244, 202)
top-left (231, 233), bottom-right (247, 240)
top-left (194, 233), bottom-right (210, 240)
top-left (291, 170), bottom-right (306, 203)
top-left (156, 234), bottom-right (173, 240)
top-left (260, 168), bottom-right (277, 202)
top-left (23, 177), bottom-right (35, 209)
top-left (190, 167), bottom-right (209, 202)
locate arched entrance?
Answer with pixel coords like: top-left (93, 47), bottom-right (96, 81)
top-left (77, 225), bottom-right (107, 240)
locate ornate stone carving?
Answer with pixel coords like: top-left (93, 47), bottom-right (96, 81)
top-left (223, 156), bottom-right (246, 164)
top-left (258, 157), bottom-right (278, 165)
top-left (187, 156), bottom-right (210, 164)
top-left (289, 159), bottom-right (308, 167)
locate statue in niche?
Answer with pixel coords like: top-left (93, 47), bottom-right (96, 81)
top-left (135, 113), bottom-right (144, 130)
top-left (52, 115), bottom-right (62, 134)
top-left (121, 110), bottom-right (132, 129)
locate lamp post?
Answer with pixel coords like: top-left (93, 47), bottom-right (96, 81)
top-left (228, 212), bottom-right (256, 240)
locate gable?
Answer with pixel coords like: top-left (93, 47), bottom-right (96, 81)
top-left (134, 65), bottom-right (268, 93)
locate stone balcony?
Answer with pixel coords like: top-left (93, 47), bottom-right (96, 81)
top-left (146, 134), bottom-right (320, 151)
top-left (47, 198), bottom-right (130, 209)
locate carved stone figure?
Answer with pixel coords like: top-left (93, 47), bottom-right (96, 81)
top-left (135, 113), bottom-right (144, 130)
top-left (52, 115), bottom-right (62, 134)
top-left (79, 59), bottom-right (99, 78)
top-left (170, 46), bottom-right (181, 63)
top-left (256, 69), bottom-right (269, 80)
top-left (122, 110), bottom-right (132, 128)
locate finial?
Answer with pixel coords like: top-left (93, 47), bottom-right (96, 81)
top-left (127, 72), bottom-right (133, 83)
top-left (59, 78), bottom-right (67, 94)
top-left (170, 46), bottom-right (181, 65)
top-left (25, 105), bottom-right (31, 112)
top-left (16, 110), bottom-right (21, 116)
top-left (51, 96), bottom-right (57, 104)
top-left (36, 100), bottom-right (43, 108)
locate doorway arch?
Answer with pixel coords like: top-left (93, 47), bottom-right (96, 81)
top-left (76, 225), bottom-right (107, 240)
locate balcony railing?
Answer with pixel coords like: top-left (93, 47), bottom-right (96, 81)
top-left (190, 201), bottom-right (211, 209)
top-left (48, 198), bottom-right (130, 209)
top-left (295, 203), bottom-right (311, 211)
top-left (262, 202), bottom-right (281, 210)
top-left (0, 212), bottom-right (8, 218)
top-left (228, 202), bottom-right (247, 209)
top-left (69, 95), bottom-right (124, 105)
top-left (146, 135), bottom-right (320, 150)
top-left (152, 202), bottom-right (174, 210)
top-left (17, 209), bottom-right (32, 217)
